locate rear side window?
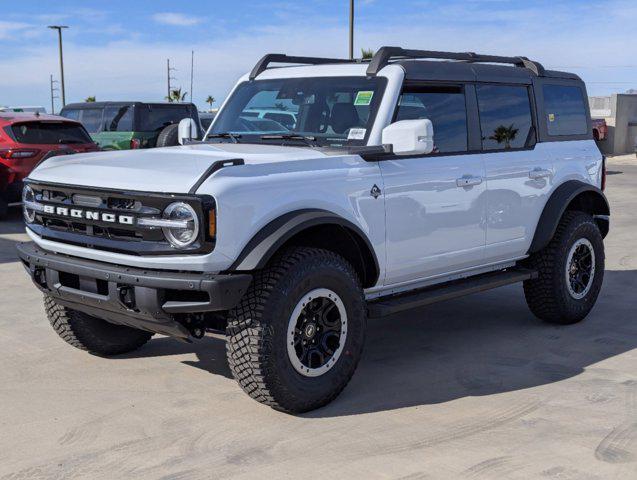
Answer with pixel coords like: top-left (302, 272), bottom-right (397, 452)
top-left (139, 105), bottom-right (195, 132)
top-left (102, 105), bottom-right (133, 132)
top-left (10, 122), bottom-right (93, 144)
top-left (542, 85), bottom-right (588, 136)
top-left (477, 85), bottom-right (533, 151)
top-left (77, 108), bottom-right (103, 133)
top-left (395, 86), bottom-right (468, 153)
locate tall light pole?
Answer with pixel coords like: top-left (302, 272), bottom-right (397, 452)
top-left (48, 26), bottom-right (68, 106)
top-left (349, 0), bottom-right (354, 60)
top-left (49, 75), bottom-right (59, 114)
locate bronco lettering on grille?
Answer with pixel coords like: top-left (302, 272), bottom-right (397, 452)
top-left (42, 204), bottom-right (135, 225)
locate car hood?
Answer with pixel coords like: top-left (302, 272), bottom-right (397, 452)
top-left (28, 143), bottom-right (328, 193)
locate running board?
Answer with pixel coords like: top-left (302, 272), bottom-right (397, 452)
top-left (368, 268), bottom-right (537, 318)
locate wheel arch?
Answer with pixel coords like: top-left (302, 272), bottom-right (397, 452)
top-left (528, 180), bottom-right (610, 254)
top-left (229, 209), bottom-right (380, 288)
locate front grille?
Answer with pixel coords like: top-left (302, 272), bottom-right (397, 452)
top-left (25, 181), bottom-right (214, 256)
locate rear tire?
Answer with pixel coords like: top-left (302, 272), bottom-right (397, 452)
top-left (523, 211), bottom-right (604, 324)
top-left (155, 124), bottom-right (179, 147)
top-left (226, 247), bottom-right (366, 413)
top-left (44, 295), bottom-right (153, 355)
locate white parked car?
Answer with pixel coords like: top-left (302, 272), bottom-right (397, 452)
top-left (18, 47), bottom-right (609, 413)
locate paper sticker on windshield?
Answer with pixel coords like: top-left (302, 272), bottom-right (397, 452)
top-left (354, 91), bottom-right (374, 106)
top-left (548, 113), bottom-right (556, 122)
top-left (348, 128), bottom-right (367, 140)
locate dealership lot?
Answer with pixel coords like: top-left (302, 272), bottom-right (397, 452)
top-left (0, 156), bottom-right (635, 479)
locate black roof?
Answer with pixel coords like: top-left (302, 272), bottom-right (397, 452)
top-left (397, 60), bottom-right (581, 84)
top-left (60, 101), bottom-right (197, 110)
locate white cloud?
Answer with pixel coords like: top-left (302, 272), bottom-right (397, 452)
top-left (0, 21), bottom-right (34, 40)
top-left (151, 12), bottom-right (202, 26)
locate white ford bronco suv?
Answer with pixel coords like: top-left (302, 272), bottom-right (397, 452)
top-left (17, 47), bottom-right (609, 413)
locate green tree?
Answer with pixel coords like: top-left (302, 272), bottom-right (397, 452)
top-left (84, 96), bottom-right (96, 102)
top-left (166, 88), bottom-right (187, 102)
top-left (489, 124), bottom-right (519, 149)
top-left (205, 95), bottom-right (215, 110)
top-left (361, 48), bottom-right (375, 60)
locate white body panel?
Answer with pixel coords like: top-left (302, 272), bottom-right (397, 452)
top-left (25, 61), bottom-right (604, 297)
top-left (380, 153), bottom-right (487, 285)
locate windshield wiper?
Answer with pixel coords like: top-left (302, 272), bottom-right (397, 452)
top-left (59, 139), bottom-right (85, 144)
top-left (207, 132), bottom-right (242, 143)
top-left (260, 134), bottom-right (318, 148)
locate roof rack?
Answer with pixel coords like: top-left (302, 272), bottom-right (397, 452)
top-left (249, 54), bottom-right (355, 80)
top-left (366, 46), bottom-right (545, 77)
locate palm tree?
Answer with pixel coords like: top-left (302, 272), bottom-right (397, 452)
top-left (84, 96), bottom-right (96, 102)
top-left (166, 88), bottom-right (187, 102)
top-left (205, 95), bottom-right (215, 110)
top-left (489, 124), bottom-right (519, 149)
top-left (361, 48), bottom-right (375, 60)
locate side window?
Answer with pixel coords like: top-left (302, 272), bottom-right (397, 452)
top-left (395, 86), bottom-right (468, 153)
top-left (542, 85), bottom-right (588, 136)
top-left (102, 106), bottom-right (133, 132)
top-left (78, 109), bottom-right (103, 134)
top-left (476, 85), bottom-right (533, 150)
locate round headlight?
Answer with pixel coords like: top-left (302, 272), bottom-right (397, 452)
top-left (22, 185), bottom-right (36, 223)
top-left (162, 202), bottom-right (199, 248)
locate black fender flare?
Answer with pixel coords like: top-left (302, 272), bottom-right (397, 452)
top-left (229, 209), bottom-right (380, 285)
top-left (528, 180), bottom-right (610, 254)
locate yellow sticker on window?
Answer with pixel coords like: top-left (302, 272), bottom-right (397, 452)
top-left (354, 91), bottom-right (374, 106)
top-left (548, 113), bottom-right (555, 122)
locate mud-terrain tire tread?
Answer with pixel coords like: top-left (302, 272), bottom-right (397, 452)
top-left (44, 295), bottom-right (153, 355)
top-left (523, 210), bottom-right (604, 324)
top-left (226, 247), bottom-right (365, 413)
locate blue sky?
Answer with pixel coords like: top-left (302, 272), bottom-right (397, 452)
top-left (1, 0), bottom-right (635, 112)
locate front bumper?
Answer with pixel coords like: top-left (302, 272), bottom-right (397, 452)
top-left (16, 242), bottom-right (251, 340)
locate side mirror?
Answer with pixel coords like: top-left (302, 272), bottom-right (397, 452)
top-left (381, 119), bottom-right (434, 155)
top-left (178, 118), bottom-right (198, 145)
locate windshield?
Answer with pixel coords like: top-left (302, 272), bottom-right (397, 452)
top-left (211, 76), bottom-right (387, 147)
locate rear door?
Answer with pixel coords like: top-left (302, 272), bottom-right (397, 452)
top-left (477, 84), bottom-right (552, 263)
top-left (380, 84), bottom-right (487, 285)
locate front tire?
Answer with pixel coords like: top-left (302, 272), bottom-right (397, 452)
top-left (226, 247), bottom-right (366, 413)
top-left (44, 295), bottom-right (153, 355)
top-left (524, 211), bottom-right (605, 324)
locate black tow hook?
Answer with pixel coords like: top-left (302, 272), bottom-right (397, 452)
top-left (118, 286), bottom-right (136, 310)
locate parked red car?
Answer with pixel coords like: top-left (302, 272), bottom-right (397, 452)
top-left (592, 118), bottom-right (608, 141)
top-left (0, 112), bottom-right (99, 218)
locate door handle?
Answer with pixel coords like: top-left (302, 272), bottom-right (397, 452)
top-left (529, 168), bottom-right (552, 180)
top-left (456, 176), bottom-right (483, 187)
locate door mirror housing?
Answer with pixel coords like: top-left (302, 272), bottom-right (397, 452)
top-left (381, 119), bottom-right (434, 155)
top-left (178, 118), bottom-right (198, 145)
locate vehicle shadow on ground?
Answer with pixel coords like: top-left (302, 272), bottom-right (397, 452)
top-left (121, 269), bottom-right (637, 417)
top-left (306, 268), bottom-right (637, 418)
top-left (121, 335), bottom-right (233, 379)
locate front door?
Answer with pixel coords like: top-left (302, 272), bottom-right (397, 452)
top-left (381, 84), bottom-right (487, 286)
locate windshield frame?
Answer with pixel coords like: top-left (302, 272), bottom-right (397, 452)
top-left (209, 76), bottom-right (388, 148)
